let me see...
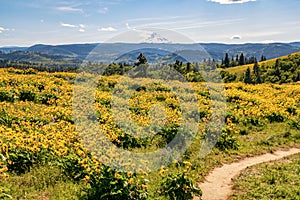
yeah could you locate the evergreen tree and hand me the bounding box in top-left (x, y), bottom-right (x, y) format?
top-left (134, 53), bottom-right (148, 77)
top-left (274, 59), bottom-right (281, 77)
top-left (244, 67), bottom-right (252, 84)
top-left (296, 71), bottom-right (300, 82)
top-left (186, 62), bottom-right (191, 72)
top-left (135, 53), bottom-right (147, 66)
top-left (260, 55), bottom-right (267, 62)
top-left (224, 53), bottom-right (230, 68)
top-left (253, 62), bottom-right (262, 84)
top-left (239, 53), bottom-right (246, 65)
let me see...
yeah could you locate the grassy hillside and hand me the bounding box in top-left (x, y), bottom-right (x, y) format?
top-left (224, 52), bottom-right (300, 74)
top-left (221, 52), bottom-right (300, 84)
top-left (0, 68), bottom-right (299, 199)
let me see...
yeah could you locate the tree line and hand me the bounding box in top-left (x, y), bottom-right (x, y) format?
top-left (219, 53), bottom-right (267, 68)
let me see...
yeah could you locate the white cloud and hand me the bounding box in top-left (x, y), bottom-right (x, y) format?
top-left (98, 27), bottom-right (117, 32)
top-left (208, 0), bottom-right (256, 4)
top-left (0, 26), bottom-right (9, 34)
top-left (55, 6), bottom-right (82, 12)
top-left (60, 22), bottom-right (77, 28)
top-left (60, 22), bottom-right (86, 32)
top-left (231, 35), bottom-right (242, 39)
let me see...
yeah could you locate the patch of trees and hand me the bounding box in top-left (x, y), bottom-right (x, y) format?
top-left (0, 59), bottom-right (79, 72)
top-left (102, 53), bottom-right (218, 82)
top-left (219, 53), bottom-right (266, 68)
top-left (242, 54), bottom-right (300, 84)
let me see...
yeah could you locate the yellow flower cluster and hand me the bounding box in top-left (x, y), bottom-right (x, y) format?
top-left (0, 67), bottom-right (299, 196)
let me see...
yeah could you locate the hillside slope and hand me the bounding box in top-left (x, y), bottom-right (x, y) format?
top-left (224, 51), bottom-right (300, 74)
top-left (221, 52), bottom-right (300, 84)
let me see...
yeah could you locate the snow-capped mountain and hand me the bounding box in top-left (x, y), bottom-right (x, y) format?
top-left (144, 32), bottom-right (171, 43)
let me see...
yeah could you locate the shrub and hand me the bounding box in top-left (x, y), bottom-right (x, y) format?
top-left (286, 107), bottom-right (297, 115)
top-left (19, 90), bottom-right (36, 102)
top-left (266, 112), bottom-right (285, 123)
top-left (159, 161), bottom-right (202, 200)
top-left (85, 165), bottom-right (148, 200)
top-left (36, 93), bottom-right (58, 105)
top-left (158, 123), bottom-right (179, 144)
top-left (6, 148), bottom-right (52, 175)
top-left (0, 91), bottom-right (14, 102)
top-left (216, 128), bottom-right (239, 151)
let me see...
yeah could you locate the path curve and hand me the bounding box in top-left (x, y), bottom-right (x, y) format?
top-left (195, 148), bottom-right (300, 200)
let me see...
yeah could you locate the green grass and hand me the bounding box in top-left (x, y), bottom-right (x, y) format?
top-left (231, 153), bottom-right (300, 200)
top-left (0, 164), bottom-right (87, 200)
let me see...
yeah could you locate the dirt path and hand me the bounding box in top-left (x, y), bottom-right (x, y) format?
top-left (195, 148), bottom-right (300, 200)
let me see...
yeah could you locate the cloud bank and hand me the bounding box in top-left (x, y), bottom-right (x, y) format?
top-left (208, 0), bottom-right (256, 4)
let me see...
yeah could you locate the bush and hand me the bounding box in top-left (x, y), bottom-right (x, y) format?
top-left (36, 93), bottom-right (58, 105)
top-left (6, 148), bottom-right (52, 175)
top-left (85, 165), bottom-right (148, 200)
top-left (216, 128), bottom-right (239, 151)
top-left (266, 112), bottom-right (285, 123)
top-left (19, 90), bottom-right (36, 102)
top-left (159, 161), bottom-right (202, 200)
top-left (286, 107), bottom-right (297, 115)
top-left (158, 123), bottom-right (180, 144)
top-left (58, 154), bottom-right (87, 181)
top-left (0, 91), bottom-right (14, 102)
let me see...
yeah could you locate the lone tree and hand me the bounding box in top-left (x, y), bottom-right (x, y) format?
top-left (244, 67), bottom-right (252, 84)
top-left (133, 53), bottom-right (148, 77)
top-left (135, 53), bottom-right (147, 66)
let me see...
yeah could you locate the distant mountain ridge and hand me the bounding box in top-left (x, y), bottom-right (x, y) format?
top-left (1, 42), bottom-right (300, 63)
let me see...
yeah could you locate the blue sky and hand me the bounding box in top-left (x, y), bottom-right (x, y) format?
top-left (0, 0), bottom-right (299, 46)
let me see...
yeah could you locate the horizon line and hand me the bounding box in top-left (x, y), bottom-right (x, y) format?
top-left (1, 40), bottom-right (300, 48)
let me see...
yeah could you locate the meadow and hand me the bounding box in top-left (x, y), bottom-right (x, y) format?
top-left (0, 67), bottom-right (299, 199)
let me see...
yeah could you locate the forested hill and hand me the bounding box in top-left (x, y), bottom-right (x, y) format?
top-left (221, 52), bottom-right (300, 84)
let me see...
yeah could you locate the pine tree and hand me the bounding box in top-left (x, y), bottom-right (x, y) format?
top-left (253, 62), bottom-right (262, 84)
top-left (135, 53), bottom-right (147, 66)
top-left (260, 55), bottom-right (267, 62)
top-left (239, 53), bottom-right (246, 65)
top-left (244, 67), bottom-right (252, 84)
top-left (134, 53), bottom-right (148, 77)
top-left (224, 53), bottom-right (230, 68)
top-left (186, 62), bottom-right (191, 72)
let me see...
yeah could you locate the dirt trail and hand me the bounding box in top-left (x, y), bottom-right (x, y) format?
top-left (195, 148), bottom-right (300, 200)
